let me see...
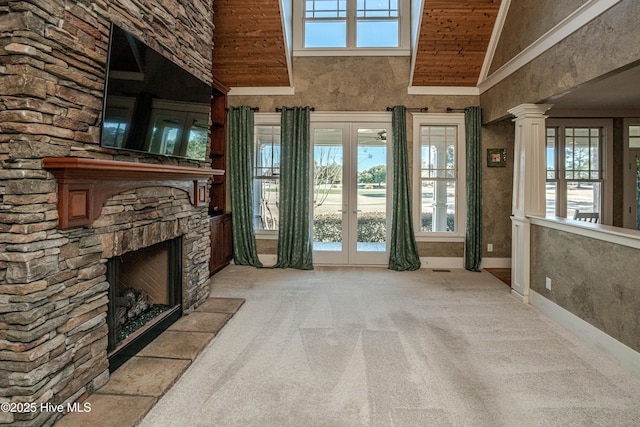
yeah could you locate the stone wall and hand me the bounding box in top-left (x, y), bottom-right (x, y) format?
top-left (0, 1), bottom-right (214, 425)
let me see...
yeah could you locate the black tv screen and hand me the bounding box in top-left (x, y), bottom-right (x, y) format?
top-left (101, 24), bottom-right (211, 161)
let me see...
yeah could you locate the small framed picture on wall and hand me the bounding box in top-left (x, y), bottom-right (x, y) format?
top-left (487, 148), bottom-right (506, 167)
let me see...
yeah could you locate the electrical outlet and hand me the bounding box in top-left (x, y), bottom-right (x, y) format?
top-left (545, 277), bottom-right (552, 290)
top-left (487, 244), bottom-right (493, 252)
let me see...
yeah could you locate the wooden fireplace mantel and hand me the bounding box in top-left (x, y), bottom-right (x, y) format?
top-left (43, 158), bottom-right (223, 229)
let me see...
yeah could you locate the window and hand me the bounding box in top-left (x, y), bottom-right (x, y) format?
top-left (545, 120), bottom-right (612, 220)
top-left (412, 114), bottom-right (466, 240)
top-left (253, 122), bottom-right (281, 233)
top-left (294, 0), bottom-right (408, 54)
top-left (304, 0), bottom-right (347, 48)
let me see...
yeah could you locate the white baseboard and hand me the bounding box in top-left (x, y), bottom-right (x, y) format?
top-left (421, 257), bottom-right (511, 269)
top-left (530, 290), bottom-right (640, 378)
top-left (256, 255), bottom-right (511, 270)
top-left (420, 257), bottom-right (463, 269)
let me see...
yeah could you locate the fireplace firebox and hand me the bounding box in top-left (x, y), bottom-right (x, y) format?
top-left (106, 237), bottom-right (183, 371)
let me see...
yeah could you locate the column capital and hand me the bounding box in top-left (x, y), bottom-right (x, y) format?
top-left (508, 103), bottom-right (553, 119)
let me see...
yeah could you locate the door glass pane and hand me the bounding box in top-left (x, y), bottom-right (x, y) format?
top-left (313, 129), bottom-right (344, 251)
top-left (356, 128), bottom-right (387, 252)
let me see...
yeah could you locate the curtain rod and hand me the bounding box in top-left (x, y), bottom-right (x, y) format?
top-left (386, 107), bottom-right (428, 112)
top-left (446, 107), bottom-right (468, 112)
top-left (225, 107), bottom-right (259, 111)
top-left (275, 107), bottom-right (315, 112)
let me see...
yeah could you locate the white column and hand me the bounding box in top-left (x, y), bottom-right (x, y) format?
top-left (508, 104), bottom-right (552, 302)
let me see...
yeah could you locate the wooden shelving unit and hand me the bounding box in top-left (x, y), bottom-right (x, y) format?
top-left (208, 76), bottom-right (233, 274)
top-left (209, 78), bottom-right (228, 216)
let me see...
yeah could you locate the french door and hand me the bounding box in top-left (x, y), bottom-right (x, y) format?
top-left (311, 120), bottom-right (391, 265)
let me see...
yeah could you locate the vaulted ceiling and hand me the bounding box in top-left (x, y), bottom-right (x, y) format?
top-left (212, 0), bottom-right (501, 89)
top-left (212, 0), bottom-right (289, 88)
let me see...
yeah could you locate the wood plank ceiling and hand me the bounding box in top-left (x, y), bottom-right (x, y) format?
top-left (212, 0), bottom-right (289, 87)
top-left (413, 0), bottom-right (501, 86)
top-left (211, 0), bottom-right (501, 88)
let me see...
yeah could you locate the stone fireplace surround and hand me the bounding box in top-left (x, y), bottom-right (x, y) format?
top-left (0, 0), bottom-right (216, 425)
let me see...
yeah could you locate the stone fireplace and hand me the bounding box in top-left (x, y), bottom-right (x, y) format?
top-left (106, 236), bottom-right (183, 372)
top-left (0, 0), bottom-right (216, 425)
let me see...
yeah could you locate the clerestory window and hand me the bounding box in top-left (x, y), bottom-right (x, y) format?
top-left (294, 0), bottom-right (409, 55)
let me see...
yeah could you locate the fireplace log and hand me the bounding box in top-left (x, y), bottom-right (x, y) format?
top-left (114, 296), bottom-right (133, 308)
top-left (116, 307), bottom-right (127, 327)
top-left (128, 290), bottom-right (149, 318)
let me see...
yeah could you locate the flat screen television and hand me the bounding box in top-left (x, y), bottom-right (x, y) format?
top-left (101, 24), bottom-right (211, 161)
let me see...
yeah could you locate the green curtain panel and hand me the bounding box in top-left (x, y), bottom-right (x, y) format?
top-left (228, 106), bottom-right (263, 267)
top-left (388, 106), bottom-right (421, 271)
top-left (274, 106), bottom-right (313, 270)
top-left (465, 106), bottom-right (483, 272)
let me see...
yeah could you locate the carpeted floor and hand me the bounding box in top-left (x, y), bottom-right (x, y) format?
top-left (140, 266), bottom-right (640, 426)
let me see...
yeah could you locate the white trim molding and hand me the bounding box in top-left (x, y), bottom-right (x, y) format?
top-left (228, 87), bottom-right (296, 96)
top-left (407, 86), bottom-right (480, 96)
top-left (477, 0), bottom-right (511, 85)
top-left (509, 104), bottom-right (553, 303)
top-left (529, 216), bottom-right (640, 250)
top-left (420, 257), bottom-right (511, 269)
top-left (530, 290), bottom-right (640, 378)
top-left (279, 0), bottom-right (294, 86)
top-left (257, 255), bottom-right (511, 269)
top-left (419, 257), bottom-right (463, 269)
top-left (478, 0), bottom-right (623, 94)
top-left (295, 49), bottom-right (410, 57)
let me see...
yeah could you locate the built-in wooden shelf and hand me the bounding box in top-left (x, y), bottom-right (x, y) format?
top-left (43, 158), bottom-right (223, 229)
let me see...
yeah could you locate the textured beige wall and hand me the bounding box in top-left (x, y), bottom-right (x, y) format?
top-left (482, 1), bottom-right (640, 123)
top-left (481, 119), bottom-right (514, 258)
top-left (489, 0), bottom-right (588, 74)
top-left (531, 225), bottom-right (640, 353)
top-left (230, 56), bottom-right (514, 260)
top-left (230, 57), bottom-right (477, 113)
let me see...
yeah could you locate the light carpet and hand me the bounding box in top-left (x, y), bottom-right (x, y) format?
top-left (141, 266), bottom-right (640, 426)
